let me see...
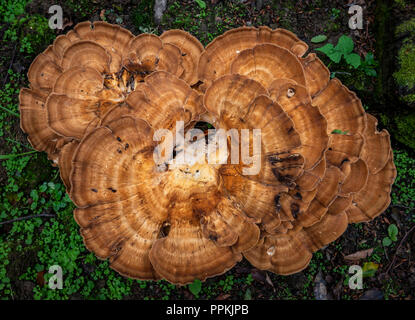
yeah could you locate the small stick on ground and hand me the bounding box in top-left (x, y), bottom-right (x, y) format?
top-left (0, 213), bottom-right (57, 225)
top-left (385, 224), bottom-right (415, 274)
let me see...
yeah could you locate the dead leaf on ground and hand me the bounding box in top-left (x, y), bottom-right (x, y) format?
top-left (265, 272), bottom-right (275, 292)
top-left (344, 248), bottom-right (374, 261)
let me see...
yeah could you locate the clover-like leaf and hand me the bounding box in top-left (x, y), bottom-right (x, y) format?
top-left (382, 237), bottom-right (392, 247)
top-left (311, 35), bottom-right (327, 43)
top-left (388, 224), bottom-right (399, 242)
top-left (315, 43), bottom-right (334, 55)
top-left (345, 53), bottom-right (361, 69)
top-left (188, 279), bottom-right (202, 296)
top-left (335, 35), bottom-right (354, 54)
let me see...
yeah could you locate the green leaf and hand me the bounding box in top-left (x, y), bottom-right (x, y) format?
top-left (194, 0), bottom-right (206, 9)
top-left (311, 35), bottom-right (327, 43)
top-left (365, 68), bottom-right (377, 77)
top-left (335, 35), bottom-right (354, 54)
top-left (365, 52), bottom-right (375, 65)
top-left (388, 224), bottom-right (399, 242)
top-left (329, 51), bottom-right (343, 63)
top-left (344, 53), bottom-right (361, 68)
top-left (315, 43), bottom-right (334, 54)
top-left (382, 237), bottom-right (392, 247)
top-left (188, 279), bottom-right (202, 296)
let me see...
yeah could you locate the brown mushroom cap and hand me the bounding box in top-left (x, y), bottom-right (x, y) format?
top-left (230, 44), bottom-right (306, 89)
top-left (20, 23), bottom-right (397, 282)
top-left (58, 140), bottom-right (79, 192)
top-left (124, 34), bottom-right (184, 80)
top-left (73, 21), bottom-right (134, 73)
top-left (19, 88), bottom-right (62, 161)
top-left (21, 22), bottom-right (199, 167)
top-left (68, 86), bottom-right (259, 283)
top-left (198, 26), bottom-right (308, 86)
top-left (244, 231), bottom-right (312, 275)
top-left (160, 29), bottom-right (204, 85)
top-left (27, 52), bottom-right (62, 90)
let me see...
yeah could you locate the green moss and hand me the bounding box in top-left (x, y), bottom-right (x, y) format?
top-left (393, 19), bottom-right (415, 103)
top-left (393, 113), bottom-right (415, 150)
top-left (395, 18), bottom-right (415, 36)
top-left (393, 43), bottom-right (415, 90)
top-left (394, 0), bottom-right (407, 9)
top-left (403, 93), bottom-right (415, 103)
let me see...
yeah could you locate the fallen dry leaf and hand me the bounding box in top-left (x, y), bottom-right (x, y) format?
top-left (344, 248), bottom-right (374, 261)
top-left (265, 272), bottom-right (275, 292)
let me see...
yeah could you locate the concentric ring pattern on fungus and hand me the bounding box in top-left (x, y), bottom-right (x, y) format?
top-left (19, 22), bottom-right (396, 284)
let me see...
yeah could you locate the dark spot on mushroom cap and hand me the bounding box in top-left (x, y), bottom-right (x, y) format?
top-left (91, 188), bottom-right (98, 193)
top-left (108, 187), bottom-right (117, 193)
top-left (290, 203), bottom-right (300, 219)
top-left (116, 136), bottom-right (122, 142)
top-left (159, 222), bottom-right (171, 238)
top-left (274, 195), bottom-right (281, 212)
top-left (341, 158), bottom-right (350, 165)
top-left (293, 192), bottom-right (302, 200)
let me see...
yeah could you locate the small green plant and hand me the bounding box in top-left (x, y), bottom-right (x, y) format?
top-left (188, 279), bottom-right (202, 297)
top-left (382, 224), bottom-right (399, 247)
top-left (331, 8), bottom-right (341, 20)
top-left (219, 275), bottom-right (234, 292)
top-left (316, 35), bottom-right (361, 69)
top-left (315, 35), bottom-right (378, 78)
top-left (359, 53), bottom-right (378, 77)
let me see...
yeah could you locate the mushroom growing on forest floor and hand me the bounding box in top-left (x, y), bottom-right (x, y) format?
top-left (19, 23), bottom-right (396, 284)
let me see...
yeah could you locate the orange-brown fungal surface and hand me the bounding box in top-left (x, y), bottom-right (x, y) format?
top-left (20, 23), bottom-right (396, 283)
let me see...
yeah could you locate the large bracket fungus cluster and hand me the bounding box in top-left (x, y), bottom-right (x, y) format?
top-left (19, 22), bottom-right (396, 284)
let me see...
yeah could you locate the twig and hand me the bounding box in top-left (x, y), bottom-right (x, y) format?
top-left (0, 150), bottom-right (37, 160)
top-left (385, 224), bottom-right (415, 274)
top-left (391, 204), bottom-right (415, 211)
top-left (5, 138), bottom-right (33, 150)
top-left (0, 105), bottom-right (20, 118)
top-left (0, 213), bottom-right (57, 225)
